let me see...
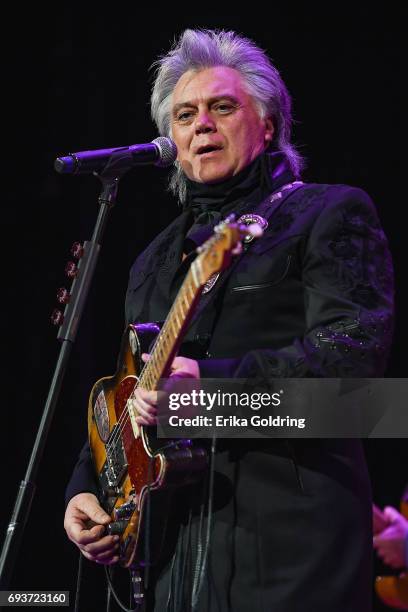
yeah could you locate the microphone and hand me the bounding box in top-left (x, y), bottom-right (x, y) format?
top-left (54, 136), bottom-right (177, 175)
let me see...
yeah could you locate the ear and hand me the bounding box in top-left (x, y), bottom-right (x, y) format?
top-left (264, 117), bottom-right (274, 144)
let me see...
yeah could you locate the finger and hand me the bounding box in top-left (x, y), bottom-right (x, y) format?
top-left (134, 401), bottom-right (157, 420)
top-left (170, 358), bottom-right (188, 373)
top-left (134, 395), bottom-right (158, 412)
top-left (95, 555), bottom-right (120, 565)
top-left (66, 517), bottom-right (99, 543)
top-left (373, 533), bottom-right (388, 546)
top-left (135, 388), bottom-right (159, 405)
top-left (135, 414), bottom-right (157, 426)
top-left (95, 551), bottom-right (120, 564)
top-left (170, 357), bottom-right (199, 378)
top-left (131, 397), bottom-right (157, 419)
top-left (69, 522), bottom-right (106, 546)
top-left (373, 526), bottom-right (396, 544)
top-left (131, 395), bottom-right (158, 417)
top-left (82, 535), bottom-right (119, 556)
top-left (78, 500), bottom-right (111, 526)
top-left (81, 549), bottom-right (120, 566)
top-left (383, 506), bottom-right (400, 523)
top-left (142, 353), bottom-right (151, 362)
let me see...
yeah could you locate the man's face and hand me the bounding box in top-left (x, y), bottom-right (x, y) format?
top-left (170, 66), bottom-right (274, 184)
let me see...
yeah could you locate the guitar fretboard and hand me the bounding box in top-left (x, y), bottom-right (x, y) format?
top-left (137, 261), bottom-right (203, 391)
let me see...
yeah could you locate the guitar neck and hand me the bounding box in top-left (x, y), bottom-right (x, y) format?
top-left (138, 263), bottom-right (203, 391)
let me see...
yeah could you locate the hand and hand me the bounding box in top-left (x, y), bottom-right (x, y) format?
top-left (131, 353), bottom-right (200, 426)
top-left (373, 506), bottom-right (408, 569)
top-left (64, 492), bottom-right (119, 565)
top-left (373, 503), bottom-right (391, 535)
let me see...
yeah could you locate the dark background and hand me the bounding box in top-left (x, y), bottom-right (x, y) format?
top-left (2, 7), bottom-right (406, 611)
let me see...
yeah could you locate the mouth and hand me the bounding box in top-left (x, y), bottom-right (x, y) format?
top-left (195, 144), bottom-right (223, 156)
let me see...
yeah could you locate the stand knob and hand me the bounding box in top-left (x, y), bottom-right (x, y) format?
top-left (57, 287), bottom-right (70, 304)
top-left (65, 261), bottom-right (78, 278)
top-left (51, 309), bottom-right (64, 326)
top-left (71, 242), bottom-right (84, 259)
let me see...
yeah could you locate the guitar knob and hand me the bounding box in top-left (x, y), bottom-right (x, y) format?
top-left (113, 501), bottom-right (136, 521)
top-left (65, 261), bottom-right (78, 278)
top-left (57, 287), bottom-right (70, 304)
top-left (106, 520), bottom-right (128, 536)
top-left (51, 309), bottom-right (64, 326)
top-left (71, 241), bottom-right (84, 259)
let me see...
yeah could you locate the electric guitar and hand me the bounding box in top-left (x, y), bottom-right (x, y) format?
top-left (88, 217), bottom-right (258, 569)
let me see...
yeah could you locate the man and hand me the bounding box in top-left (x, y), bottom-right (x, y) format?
top-left (64, 29), bottom-right (394, 611)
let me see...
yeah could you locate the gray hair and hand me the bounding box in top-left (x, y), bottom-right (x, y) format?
top-left (151, 29), bottom-right (305, 203)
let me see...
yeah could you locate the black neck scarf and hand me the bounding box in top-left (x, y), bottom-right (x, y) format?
top-left (183, 150), bottom-right (296, 252)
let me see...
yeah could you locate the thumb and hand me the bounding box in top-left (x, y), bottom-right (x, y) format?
top-left (142, 353), bottom-right (151, 362)
top-left (383, 506), bottom-right (400, 523)
top-left (80, 498), bottom-right (111, 524)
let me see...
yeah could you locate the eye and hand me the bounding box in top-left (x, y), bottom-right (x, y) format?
top-left (214, 103), bottom-right (235, 114)
top-left (176, 110), bottom-right (195, 122)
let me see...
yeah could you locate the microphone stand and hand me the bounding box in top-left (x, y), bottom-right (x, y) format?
top-left (0, 157), bottom-right (131, 589)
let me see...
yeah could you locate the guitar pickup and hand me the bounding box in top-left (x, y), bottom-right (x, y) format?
top-left (99, 424), bottom-right (128, 489)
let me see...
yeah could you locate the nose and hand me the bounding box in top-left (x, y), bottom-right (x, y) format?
top-left (195, 110), bottom-right (216, 134)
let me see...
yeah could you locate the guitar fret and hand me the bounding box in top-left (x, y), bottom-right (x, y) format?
top-left (144, 371), bottom-right (152, 391)
top-left (149, 370), bottom-right (157, 389)
top-left (151, 360), bottom-right (160, 381)
top-left (183, 291), bottom-right (190, 311)
top-left (178, 304), bottom-right (185, 324)
top-left (191, 263), bottom-right (200, 289)
top-left (144, 367), bottom-right (153, 388)
top-left (160, 330), bottom-right (168, 350)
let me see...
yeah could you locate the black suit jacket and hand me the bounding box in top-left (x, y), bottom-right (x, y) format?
top-left (125, 182), bottom-right (393, 377)
top-left (67, 182), bottom-right (394, 611)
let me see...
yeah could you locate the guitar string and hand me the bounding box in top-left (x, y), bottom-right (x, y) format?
top-left (105, 279), bottom-right (196, 454)
top-left (103, 229), bottom-right (228, 458)
top-left (104, 266), bottom-right (201, 457)
top-left (105, 314), bottom-right (178, 455)
top-left (105, 229), bottom-right (231, 455)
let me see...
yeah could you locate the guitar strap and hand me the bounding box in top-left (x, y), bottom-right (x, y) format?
top-left (186, 181), bottom-right (307, 353)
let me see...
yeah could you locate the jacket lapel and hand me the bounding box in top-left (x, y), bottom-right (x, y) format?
top-left (185, 184), bottom-right (306, 333)
top-left (154, 210), bottom-right (193, 299)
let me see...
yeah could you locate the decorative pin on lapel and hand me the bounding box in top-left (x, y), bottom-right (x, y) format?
top-left (237, 213), bottom-right (269, 243)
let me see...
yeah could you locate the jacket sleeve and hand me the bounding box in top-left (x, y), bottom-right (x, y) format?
top-left (65, 440), bottom-right (100, 507)
top-left (198, 186), bottom-right (394, 379)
